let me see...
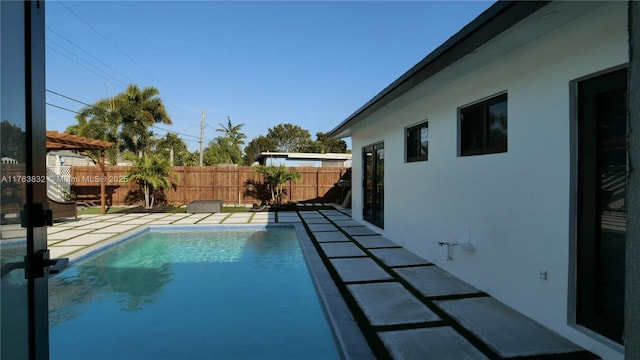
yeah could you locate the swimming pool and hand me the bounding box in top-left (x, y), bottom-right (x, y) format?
top-left (49, 227), bottom-right (340, 360)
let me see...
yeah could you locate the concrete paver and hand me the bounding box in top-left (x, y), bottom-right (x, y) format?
top-left (370, 248), bottom-right (431, 267)
top-left (48, 229), bottom-right (92, 240)
top-left (435, 297), bottom-right (584, 358)
top-left (122, 218), bottom-right (156, 225)
top-left (146, 220), bottom-right (175, 225)
top-left (320, 242), bottom-right (367, 258)
top-left (47, 227), bottom-right (70, 234)
top-left (70, 222), bottom-right (113, 230)
top-left (330, 258), bottom-right (393, 282)
top-left (299, 212), bottom-right (325, 219)
top-left (395, 266), bottom-right (480, 298)
top-left (303, 217), bottom-right (331, 224)
top-left (221, 213), bottom-right (252, 224)
top-left (308, 223), bottom-right (338, 232)
top-left (343, 226), bottom-right (379, 236)
top-left (379, 327), bottom-right (489, 360)
top-left (92, 224), bottom-right (141, 233)
top-left (325, 215), bottom-right (352, 222)
top-left (52, 232), bottom-right (115, 246)
top-left (277, 217), bottom-right (301, 223)
top-left (197, 214), bottom-right (229, 224)
top-left (49, 246), bottom-right (86, 259)
top-left (313, 231), bottom-right (350, 243)
top-left (352, 235), bottom-right (399, 249)
top-left (332, 219), bottom-right (363, 227)
top-left (348, 282), bottom-right (440, 326)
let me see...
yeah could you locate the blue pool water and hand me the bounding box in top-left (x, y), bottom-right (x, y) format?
top-left (49, 227), bottom-right (340, 360)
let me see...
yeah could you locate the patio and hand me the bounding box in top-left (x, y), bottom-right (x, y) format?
top-left (8, 204), bottom-right (596, 359)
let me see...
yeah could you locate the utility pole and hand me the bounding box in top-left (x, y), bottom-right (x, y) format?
top-left (199, 110), bottom-right (205, 166)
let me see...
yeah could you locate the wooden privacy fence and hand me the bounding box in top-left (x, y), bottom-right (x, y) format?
top-left (69, 166), bottom-right (350, 206)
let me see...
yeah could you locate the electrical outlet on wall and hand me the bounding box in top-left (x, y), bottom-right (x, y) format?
top-left (539, 269), bottom-right (548, 281)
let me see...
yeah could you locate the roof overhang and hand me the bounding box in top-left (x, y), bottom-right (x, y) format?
top-left (327, 1), bottom-right (557, 139)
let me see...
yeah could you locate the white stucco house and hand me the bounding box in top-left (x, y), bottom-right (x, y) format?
top-left (327, 2), bottom-right (630, 359)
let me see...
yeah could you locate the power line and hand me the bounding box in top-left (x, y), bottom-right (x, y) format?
top-left (47, 37), bottom-right (126, 89)
top-left (48, 1), bottom-right (206, 134)
top-left (45, 89), bottom-right (98, 109)
top-left (47, 26), bottom-right (137, 86)
top-left (47, 90), bottom-right (201, 142)
top-left (55, 1), bottom-right (202, 118)
top-left (47, 101), bottom-right (202, 143)
top-left (47, 88), bottom-right (203, 138)
top-left (46, 44), bottom-right (126, 90)
top-left (46, 103), bottom-right (81, 115)
top-left (151, 125), bottom-right (200, 140)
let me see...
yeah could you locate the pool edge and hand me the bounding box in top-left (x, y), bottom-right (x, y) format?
top-left (293, 223), bottom-right (375, 360)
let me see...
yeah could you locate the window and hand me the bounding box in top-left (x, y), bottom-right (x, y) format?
top-left (406, 121), bottom-right (428, 162)
top-left (459, 93), bottom-right (507, 156)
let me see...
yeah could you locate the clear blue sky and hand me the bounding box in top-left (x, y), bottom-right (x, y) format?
top-left (45, 1), bottom-right (493, 151)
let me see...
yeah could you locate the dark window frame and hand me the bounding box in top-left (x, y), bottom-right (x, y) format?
top-left (458, 93), bottom-right (508, 156)
top-left (405, 121), bottom-right (429, 162)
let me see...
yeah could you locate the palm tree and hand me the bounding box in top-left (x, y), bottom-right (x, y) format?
top-left (253, 165), bottom-right (301, 206)
top-left (217, 116), bottom-right (246, 147)
top-left (125, 153), bottom-right (178, 209)
top-left (67, 84), bottom-right (172, 162)
top-left (117, 84), bottom-right (172, 156)
top-left (216, 116), bottom-right (246, 164)
top-left (68, 97), bottom-right (121, 165)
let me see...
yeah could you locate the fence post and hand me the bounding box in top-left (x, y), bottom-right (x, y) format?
top-left (237, 166), bottom-right (241, 205)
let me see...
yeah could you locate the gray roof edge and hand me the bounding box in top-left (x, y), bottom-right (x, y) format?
top-left (327, 0), bottom-right (551, 140)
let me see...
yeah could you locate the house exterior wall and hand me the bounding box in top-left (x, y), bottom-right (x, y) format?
top-left (349, 3), bottom-right (627, 358)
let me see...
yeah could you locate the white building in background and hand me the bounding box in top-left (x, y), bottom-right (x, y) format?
top-left (327, 2), bottom-right (629, 359)
top-left (256, 152), bottom-right (352, 168)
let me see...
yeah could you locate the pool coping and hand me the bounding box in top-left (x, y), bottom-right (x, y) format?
top-left (294, 223), bottom-right (375, 360)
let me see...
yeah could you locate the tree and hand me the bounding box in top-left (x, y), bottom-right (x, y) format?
top-left (125, 153), bottom-right (178, 209)
top-left (154, 133), bottom-right (197, 166)
top-left (67, 96), bottom-right (120, 165)
top-left (217, 116), bottom-right (246, 148)
top-left (243, 135), bottom-right (277, 165)
top-left (266, 123), bottom-right (314, 152)
top-left (314, 132), bottom-right (348, 153)
top-left (117, 85), bottom-right (172, 156)
top-left (68, 84), bottom-right (171, 163)
top-left (253, 165), bottom-right (301, 206)
top-left (214, 116), bottom-right (246, 165)
top-left (202, 141), bottom-right (231, 166)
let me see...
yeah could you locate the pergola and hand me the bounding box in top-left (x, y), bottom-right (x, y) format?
top-left (46, 131), bottom-right (114, 215)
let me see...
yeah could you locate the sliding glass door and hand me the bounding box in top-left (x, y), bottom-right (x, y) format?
top-left (576, 67), bottom-right (627, 344)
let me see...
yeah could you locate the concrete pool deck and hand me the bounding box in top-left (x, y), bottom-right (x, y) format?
top-left (4, 204), bottom-right (596, 359)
